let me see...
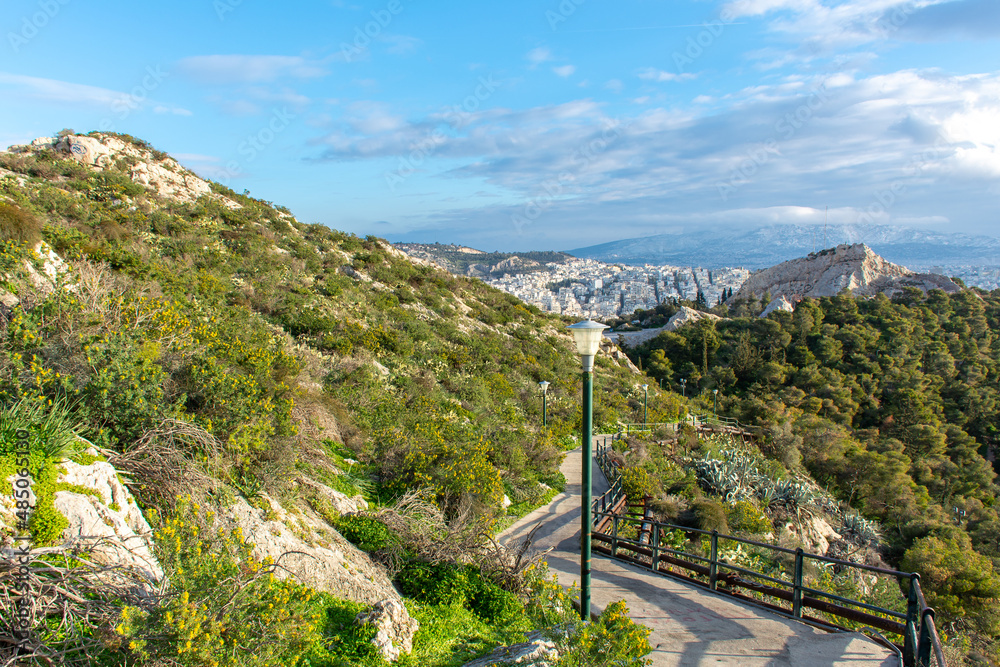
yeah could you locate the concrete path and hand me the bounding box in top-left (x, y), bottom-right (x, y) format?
top-left (499, 439), bottom-right (898, 667)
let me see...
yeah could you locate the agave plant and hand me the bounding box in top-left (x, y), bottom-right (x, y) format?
top-left (841, 513), bottom-right (882, 547)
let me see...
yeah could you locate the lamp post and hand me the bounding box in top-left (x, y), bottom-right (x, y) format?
top-left (567, 319), bottom-right (608, 621)
top-left (539, 380), bottom-right (550, 427)
top-left (713, 388), bottom-right (719, 418)
top-left (641, 383), bottom-right (648, 426)
top-left (680, 378), bottom-right (686, 398)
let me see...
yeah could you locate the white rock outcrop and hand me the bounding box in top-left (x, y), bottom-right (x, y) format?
top-left (779, 516), bottom-right (842, 556)
top-left (609, 306), bottom-right (723, 348)
top-left (10, 134), bottom-right (221, 205)
top-left (760, 296), bottom-right (795, 318)
top-left (222, 493), bottom-right (396, 605)
top-left (355, 599), bottom-right (420, 662)
top-left (734, 243), bottom-right (962, 303)
top-left (52, 456), bottom-right (163, 584)
top-left (462, 637), bottom-right (560, 667)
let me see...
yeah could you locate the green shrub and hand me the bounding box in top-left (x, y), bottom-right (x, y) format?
top-left (619, 465), bottom-right (656, 501)
top-left (466, 574), bottom-right (523, 624)
top-left (395, 561), bottom-right (470, 607)
top-left (334, 514), bottom-right (396, 552)
top-left (726, 500), bottom-right (771, 534)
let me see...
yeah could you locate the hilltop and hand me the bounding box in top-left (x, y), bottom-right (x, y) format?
top-left (732, 243), bottom-right (962, 305)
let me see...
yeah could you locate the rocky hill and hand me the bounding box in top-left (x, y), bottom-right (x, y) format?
top-left (0, 131), bottom-right (666, 666)
top-left (731, 243), bottom-right (962, 304)
top-left (568, 223), bottom-right (1000, 270)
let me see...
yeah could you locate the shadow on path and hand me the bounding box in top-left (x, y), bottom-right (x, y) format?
top-left (499, 440), bottom-right (896, 667)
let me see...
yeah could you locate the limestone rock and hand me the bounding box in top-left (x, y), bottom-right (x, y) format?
top-left (779, 515), bottom-right (842, 556)
top-left (51, 456), bottom-right (162, 584)
top-left (222, 494), bottom-right (397, 606)
top-left (296, 476), bottom-right (368, 514)
top-left (665, 306), bottom-right (721, 331)
top-left (760, 296), bottom-right (795, 318)
top-left (11, 133), bottom-right (224, 206)
top-left (130, 160), bottom-right (211, 202)
top-left (734, 243), bottom-right (962, 304)
top-left (58, 135), bottom-right (115, 168)
top-left (461, 637), bottom-right (560, 667)
top-left (355, 599), bottom-right (419, 662)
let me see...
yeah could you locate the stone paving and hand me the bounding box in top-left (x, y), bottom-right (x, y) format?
top-left (499, 439), bottom-right (899, 667)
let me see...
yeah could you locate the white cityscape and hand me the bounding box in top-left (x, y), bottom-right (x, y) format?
top-left (486, 258), bottom-right (751, 319)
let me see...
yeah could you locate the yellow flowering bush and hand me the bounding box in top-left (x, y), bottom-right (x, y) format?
top-left (114, 497), bottom-right (323, 666)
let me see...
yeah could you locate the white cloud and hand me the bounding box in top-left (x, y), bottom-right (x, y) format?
top-left (605, 79), bottom-right (624, 93)
top-left (359, 69), bottom-right (1000, 248)
top-left (553, 65), bottom-right (576, 78)
top-left (637, 68), bottom-right (697, 82)
top-left (177, 55), bottom-right (329, 84)
top-left (0, 72), bottom-right (192, 116)
top-left (381, 34), bottom-right (423, 55)
top-left (526, 47), bottom-right (552, 68)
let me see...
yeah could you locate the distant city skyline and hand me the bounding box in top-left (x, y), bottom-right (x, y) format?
top-left (2, 0), bottom-right (999, 251)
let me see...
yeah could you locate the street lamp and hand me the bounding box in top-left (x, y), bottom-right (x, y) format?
top-left (539, 380), bottom-right (550, 427)
top-left (641, 384), bottom-right (648, 426)
top-left (680, 378), bottom-right (686, 398)
top-left (567, 318), bottom-right (608, 621)
top-left (713, 388), bottom-right (719, 417)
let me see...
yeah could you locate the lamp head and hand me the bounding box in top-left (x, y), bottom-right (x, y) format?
top-left (566, 319), bottom-right (608, 358)
top-left (713, 389), bottom-right (718, 395)
top-left (641, 384), bottom-right (648, 390)
top-left (539, 380), bottom-right (550, 393)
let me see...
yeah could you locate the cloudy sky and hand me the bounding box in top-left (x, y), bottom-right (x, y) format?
top-left (2, 0), bottom-right (998, 251)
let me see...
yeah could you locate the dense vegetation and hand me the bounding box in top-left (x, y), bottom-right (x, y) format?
top-left (628, 288), bottom-right (1000, 661)
top-left (0, 135), bottom-right (656, 666)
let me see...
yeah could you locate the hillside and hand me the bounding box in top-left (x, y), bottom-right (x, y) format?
top-left (732, 243), bottom-right (962, 304)
top-left (0, 132), bottom-right (666, 666)
top-left (630, 280), bottom-right (1000, 661)
top-left (568, 223), bottom-right (1000, 270)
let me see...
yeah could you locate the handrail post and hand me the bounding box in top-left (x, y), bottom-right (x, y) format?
top-left (709, 530), bottom-right (719, 591)
top-left (651, 524), bottom-right (660, 573)
top-left (904, 574), bottom-right (919, 666)
top-left (918, 607), bottom-right (934, 667)
top-left (792, 548), bottom-right (804, 618)
top-left (612, 514), bottom-right (619, 557)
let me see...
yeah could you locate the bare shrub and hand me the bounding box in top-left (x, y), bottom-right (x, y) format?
top-left (0, 202), bottom-right (42, 245)
top-left (109, 418), bottom-right (222, 509)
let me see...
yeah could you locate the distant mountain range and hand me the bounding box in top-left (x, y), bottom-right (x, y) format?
top-left (568, 224), bottom-right (1000, 269)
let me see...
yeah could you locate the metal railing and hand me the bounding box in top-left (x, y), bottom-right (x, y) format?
top-left (593, 437), bottom-right (946, 667)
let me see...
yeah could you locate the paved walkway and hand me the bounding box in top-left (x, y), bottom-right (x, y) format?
top-left (499, 439), bottom-right (898, 667)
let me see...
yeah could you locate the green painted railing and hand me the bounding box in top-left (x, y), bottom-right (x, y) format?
top-left (593, 436), bottom-right (946, 667)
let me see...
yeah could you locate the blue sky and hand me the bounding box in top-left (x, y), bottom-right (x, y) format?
top-left (2, 0), bottom-right (999, 251)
